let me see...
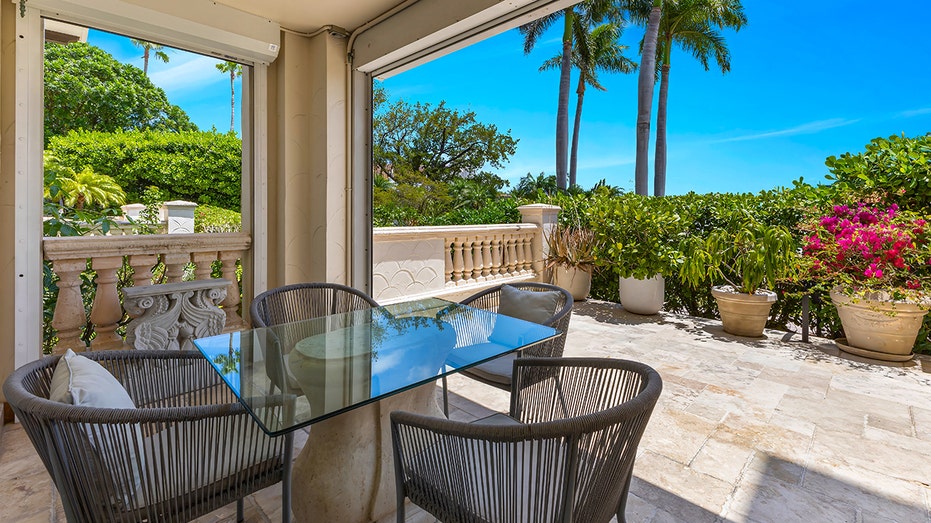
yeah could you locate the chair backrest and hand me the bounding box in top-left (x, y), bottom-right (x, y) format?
top-left (250, 282), bottom-right (379, 327)
top-left (390, 357), bottom-right (662, 523)
top-left (2, 351), bottom-right (286, 523)
top-left (460, 282), bottom-right (573, 358)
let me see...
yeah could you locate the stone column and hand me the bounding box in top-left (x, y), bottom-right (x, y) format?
top-left (88, 255), bottom-right (125, 350)
top-left (517, 204), bottom-right (561, 278)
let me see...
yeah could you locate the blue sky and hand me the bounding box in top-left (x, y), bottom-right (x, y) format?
top-left (89, 1), bottom-right (931, 195)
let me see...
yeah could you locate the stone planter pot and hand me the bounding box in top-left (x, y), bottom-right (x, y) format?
top-left (830, 288), bottom-right (929, 362)
top-left (618, 275), bottom-right (664, 315)
top-left (711, 285), bottom-right (776, 337)
top-left (553, 266), bottom-right (591, 301)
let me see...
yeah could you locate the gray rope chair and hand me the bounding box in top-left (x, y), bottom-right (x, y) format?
top-left (392, 357), bottom-right (663, 523)
top-left (442, 282), bottom-right (573, 414)
top-left (2, 350), bottom-right (287, 523)
top-left (249, 282), bottom-right (380, 396)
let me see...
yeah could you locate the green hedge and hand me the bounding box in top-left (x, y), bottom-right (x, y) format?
top-left (47, 130), bottom-right (242, 210)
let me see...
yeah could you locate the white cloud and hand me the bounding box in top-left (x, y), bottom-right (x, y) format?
top-left (709, 118), bottom-right (860, 143)
top-left (899, 107), bottom-right (931, 118)
top-left (149, 55), bottom-right (226, 92)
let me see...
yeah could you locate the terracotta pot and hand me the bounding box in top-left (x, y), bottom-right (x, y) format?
top-left (830, 288), bottom-right (929, 362)
top-left (618, 275), bottom-right (664, 315)
top-left (711, 285), bottom-right (776, 337)
top-left (553, 266), bottom-right (591, 301)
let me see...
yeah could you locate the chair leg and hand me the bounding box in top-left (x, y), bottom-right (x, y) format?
top-left (237, 498), bottom-right (244, 522)
top-left (442, 375), bottom-right (449, 417)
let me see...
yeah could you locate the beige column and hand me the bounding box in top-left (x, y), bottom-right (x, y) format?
top-left (268, 31), bottom-right (348, 288)
top-left (0, 0), bottom-right (14, 399)
top-left (518, 204), bottom-right (561, 278)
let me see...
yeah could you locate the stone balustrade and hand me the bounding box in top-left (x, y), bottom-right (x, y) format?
top-left (373, 225), bottom-right (536, 302)
top-left (123, 279), bottom-right (230, 352)
top-left (43, 233), bottom-right (250, 354)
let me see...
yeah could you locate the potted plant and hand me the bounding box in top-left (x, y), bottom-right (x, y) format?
top-left (680, 219), bottom-right (800, 337)
top-left (545, 223), bottom-right (598, 301)
top-left (802, 203), bottom-right (931, 361)
top-left (592, 195), bottom-right (682, 315)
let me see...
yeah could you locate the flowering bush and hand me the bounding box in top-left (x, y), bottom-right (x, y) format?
top-left (802, 203), bottom-right (931, 302)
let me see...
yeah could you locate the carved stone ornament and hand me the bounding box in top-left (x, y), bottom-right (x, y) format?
top-left (123, 279), bottom-right (231, 351)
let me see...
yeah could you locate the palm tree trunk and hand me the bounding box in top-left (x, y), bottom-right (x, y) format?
top-left (654, 62), bottom-right (670, 197)
top-left (230, 71), bottom-right (236, 132)
top-left (143, 48), bottom-right (150, 75)
top-left (570, 74), bottom-right (586, 188)
top-left (556, 9), bottom-right (574, 191)
top-left (635, 0), bottom-right (662, 196)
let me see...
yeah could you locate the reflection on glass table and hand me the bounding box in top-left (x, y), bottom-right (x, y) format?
top-left (193, 297), bottom-right (559, 437)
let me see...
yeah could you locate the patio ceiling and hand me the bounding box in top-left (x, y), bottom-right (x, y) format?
top-left (214, 0), bottom-right (405, 33)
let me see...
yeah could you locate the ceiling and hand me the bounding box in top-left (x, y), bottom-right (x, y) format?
top-left (213, 0), bottom-right (407, 33)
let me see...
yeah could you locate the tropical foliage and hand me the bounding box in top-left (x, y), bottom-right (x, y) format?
top-left (47, 130), bottom-right (242, 210)
top-left (44, 42), bottom-right (196, 143)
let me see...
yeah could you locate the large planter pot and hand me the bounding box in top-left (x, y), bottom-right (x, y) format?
top-left (711, 285), bottom-right (776, 337)
top-left (554, 266), bottom-right (592, 301)
top-left (829, 288), bottom-right (929, 362)
top-left (618, 275), bottom-right (664, 315)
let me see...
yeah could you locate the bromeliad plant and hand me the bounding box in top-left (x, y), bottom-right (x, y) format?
top-left (802, 203), bottom-right (931, 303)
top-left (544, 224), bottom-right (599, 273)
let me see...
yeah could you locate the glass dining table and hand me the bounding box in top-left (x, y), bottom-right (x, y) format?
top-left (193, 296), bottom-right (559, 523)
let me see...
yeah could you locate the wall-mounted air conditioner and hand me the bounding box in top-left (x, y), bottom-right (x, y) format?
top-left (23, 0), bottom-right (281, 65)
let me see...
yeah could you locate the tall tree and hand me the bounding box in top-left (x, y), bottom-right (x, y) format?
top-left (542, 22), bottom-right (637, 187)
top-left (216, 61), bottom-right (243, 132)
top-left (372, 90), bottom-right (518, 183)
top-left (44, 43), bottom-right (196, 143)
top-left (633, 0), bottom-right (663, 195)
top-left (653, 0), bottom-right (746, 196)
top-left (130, 39), bottom-right (170, 75)
top-left (519, 1), bottom-right (619, 191)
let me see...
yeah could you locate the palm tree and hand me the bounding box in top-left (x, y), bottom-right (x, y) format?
top-left (216, 61), bottom-right (243, 132)
top-left (542, 22), bottom-right (637, 187)
top-left (653, 0), bottom-right (746, 196)
top-left (633, 0), bottom-right (663, 196)
top-left (519, 0), bottom-right (619, 191)
top-left (130, 39), bottom-right (170, 75)
top-left (44, 153), bottom-right (126, 210)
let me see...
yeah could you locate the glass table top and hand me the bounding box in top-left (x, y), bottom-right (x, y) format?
top-left (193, 297), bottom-right (559, 436)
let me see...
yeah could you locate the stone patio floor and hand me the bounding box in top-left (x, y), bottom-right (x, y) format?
top-left (2, 299), bottom-right (930, 522)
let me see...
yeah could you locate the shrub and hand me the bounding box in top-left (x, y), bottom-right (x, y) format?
top-left (47, 130), bottom-right (242, 210)
top-left (195, 205), bottom-right (242, 233)
top-left (823, 133), bottom-right (931, 212)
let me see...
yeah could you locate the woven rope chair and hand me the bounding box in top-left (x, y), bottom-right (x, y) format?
top-left (442, 282), bottom-right (573, 414)
top-left (392, 357), bottom-right (662, 523)
top-left (249, 282), bottom-right (379, 397)
top-left (2, 350), bottom-right (287, 523)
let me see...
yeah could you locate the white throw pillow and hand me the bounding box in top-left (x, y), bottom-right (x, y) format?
top-left (49, 349), bottom-right (136, 408)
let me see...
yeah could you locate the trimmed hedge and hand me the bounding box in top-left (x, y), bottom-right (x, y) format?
top-left (47, 130), bottom-right (242, 210)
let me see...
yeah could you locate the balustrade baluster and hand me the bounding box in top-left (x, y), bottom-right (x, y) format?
top-left (462, 238), bottom-right (475, 284)
top-left (470, 239), bottom-right (483, 281)
top-left (521, 235), bottom-right (533, 273)
top-left (129, 254), bottom-right (159, 287)
top-left (444, 238), bottom-right (454, 285)
top-left (162, 252), bottom-right (191, 282)
top-left (218, 250), bottom-right (245, 329)
top-left (192, 252), bottom-right (218, 280)
top-left (88, 256), bottom-right (125, 350)
top-left (490, 237), bottom-right (502, 277)
top-left (452, 239), bottom-right (465, 283)
top-left (480, 239), bottom-right (492, 280)
top-left (506, 235), bottom-right (518, 275)
top-left (50, 259), bottom-right (88, 354)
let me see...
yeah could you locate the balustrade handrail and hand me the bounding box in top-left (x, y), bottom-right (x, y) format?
top-left (373, 223), bottom-right (539, 241)
top-left (43, 232), bottom-right (251, 259)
